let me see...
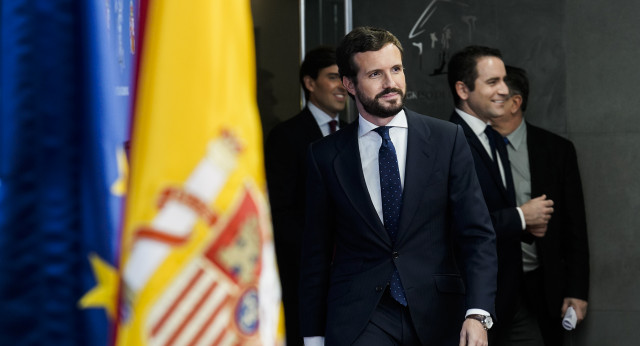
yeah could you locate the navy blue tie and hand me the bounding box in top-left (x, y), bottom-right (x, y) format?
top-left (497, 135), bottom-right (516, 205)
top-left (484, 125), bottom-right (499, 166)
top-left (485, 125), bottom-right (516, 205)
top-left (373, 126), bottom-right (407, 306)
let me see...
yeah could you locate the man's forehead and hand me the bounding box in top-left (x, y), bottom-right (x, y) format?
top-left (475, 56), bottom-right (506, 77)
top-left (353, 44), bottom-right (402, 69)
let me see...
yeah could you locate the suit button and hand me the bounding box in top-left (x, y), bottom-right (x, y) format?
top-left (375, 286), bottom-right (383, 292)
top-left (392, 252), bottom-right (399, 259)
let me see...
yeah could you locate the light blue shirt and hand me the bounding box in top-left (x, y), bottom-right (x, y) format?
top-left (504, 120), bottom-right (539, 272)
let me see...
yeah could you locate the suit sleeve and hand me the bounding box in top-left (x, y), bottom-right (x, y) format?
top-left (560, 141), bottom-right (590, 300)
top-left (448, 125), bottom-right (498, 317)
top-left (298, 144), bottom-right (334, 336)
top-left (489, 208), bottom-right (526, 242)
top-left (264, 126), bottom-right (304, 249)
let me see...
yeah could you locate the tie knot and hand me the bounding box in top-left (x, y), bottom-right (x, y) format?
top-left (484, 124), bottom-right (495, 137)
top-left (373, 126), bottom-right (391, 141)
top-left (328, 119), bottom-right (337, 134)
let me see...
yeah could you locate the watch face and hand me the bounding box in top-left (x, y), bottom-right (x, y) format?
top-left (484, 316), bottom-right (494, 329)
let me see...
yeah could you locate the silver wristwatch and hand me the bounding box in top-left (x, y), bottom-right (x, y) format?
top-left (466, 314), bottom-right (494, 330)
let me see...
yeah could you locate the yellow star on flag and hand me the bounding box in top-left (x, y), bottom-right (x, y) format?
top-left (110, 146), bottom-right (129, 196)
top-left (79, 252), bottom-right (119, 319)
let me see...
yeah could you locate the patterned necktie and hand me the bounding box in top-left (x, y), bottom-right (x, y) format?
top-left (373, 126), bottom-right (407, 306)
top-left (328, 119), bottom-right (337, 134)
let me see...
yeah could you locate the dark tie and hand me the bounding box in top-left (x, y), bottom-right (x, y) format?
top-left (328, 119), bottom-right (337, 134)
top-left (497, 135), bottom-right (516, 205)
top-left (484, 125), bottom-right (499, 164)
top-left (485, 125), bottom-right (516, 205)
top-left (373, 126), bottom-right (407, 306)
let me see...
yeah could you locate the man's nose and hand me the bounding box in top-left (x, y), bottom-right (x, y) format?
top-left (382, 72), bottom-right (397, 89)
top-left (498, 80), bottom-right (509, 95)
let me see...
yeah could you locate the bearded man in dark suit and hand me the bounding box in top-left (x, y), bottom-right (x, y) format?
top-left (299, 27), bottom-right (498, 346)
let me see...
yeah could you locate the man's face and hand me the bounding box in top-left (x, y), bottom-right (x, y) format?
top-left (345, 43), bottom-right (406, 120)
top-left (463, 56), bottom-right (509, 122)
top-left (306, 64), bottom-right (347, 116)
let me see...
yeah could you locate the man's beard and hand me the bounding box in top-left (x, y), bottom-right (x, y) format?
top-left (357, 87), bottom-right (405, 118)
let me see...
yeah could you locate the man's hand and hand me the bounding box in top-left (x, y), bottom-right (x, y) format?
top-left (526, 224), bottom-right (547, 238)
top-left (459, 318), bottom-right (488, 346)
top-left (521, 194), bottom-right (554, 228)
top-left (562, 297), bottom-right (588, 324)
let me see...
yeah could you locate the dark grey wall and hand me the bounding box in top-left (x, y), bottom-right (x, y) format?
top-left (251, 0), bottom-right (301, 137)
top-left (252, 1), bottom-right (640, 344)
top-left (565, 1), bottom-right (640, 344)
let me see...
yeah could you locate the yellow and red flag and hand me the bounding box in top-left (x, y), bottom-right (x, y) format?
top-left (115, 1), bottom-right (282, 345)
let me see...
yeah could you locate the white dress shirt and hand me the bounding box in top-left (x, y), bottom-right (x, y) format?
top-left (358, 110), bottom-right (408, 222)
top-left (308, 102), bottom-right (339, 136)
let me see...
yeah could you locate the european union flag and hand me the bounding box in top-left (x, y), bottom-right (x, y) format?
top-left (0, 1), bottom-right (137, 344)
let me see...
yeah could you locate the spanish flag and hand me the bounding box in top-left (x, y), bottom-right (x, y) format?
top-left (115, 1), bottom-right (281, 345)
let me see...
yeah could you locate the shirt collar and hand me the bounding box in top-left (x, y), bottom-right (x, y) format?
top-left (455, 108), bottom-right (489, 136)
top-left (358, 109), bottom-right (408, 138)
top-left (308, 101), bottom-right (337, 126)
top-left (506, 118), bottom-right (527, 150)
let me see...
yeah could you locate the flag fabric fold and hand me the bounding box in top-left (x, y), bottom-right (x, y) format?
top-left (115, 1), bottom-right (281, 345)
top-left (0, 0), bottom-right (136, 345)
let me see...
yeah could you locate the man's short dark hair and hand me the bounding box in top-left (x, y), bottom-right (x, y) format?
top-left (447, 45), bottom-right (503, 107)
top-left (336, 26), bottom-right (404, 82)
top-left (505, 65), bottom-right (530, 112)
top-left (299, 46), bottom-right (337, 100)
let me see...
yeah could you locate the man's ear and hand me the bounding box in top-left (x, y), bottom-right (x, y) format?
top-left (455, 81), bottom-right (469, 100)
top-left (511, 95), bottom-right (523, 113)
top-left (342, 76), bottom-right (355, 96)
top-left (303, 75), bottom-right (315, 93)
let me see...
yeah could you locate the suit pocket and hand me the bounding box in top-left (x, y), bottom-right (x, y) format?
top-left (433, 274), bottom-right (465, 294)
top-left (327, 259), bottom-right (363, 303)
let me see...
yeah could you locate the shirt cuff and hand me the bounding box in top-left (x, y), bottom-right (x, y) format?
top-left (516, 206), bottom-right (526, 230)
top-left (466, 308), bottom-right (490, 317)
top-left (304, 336), bottom-right (325, 346)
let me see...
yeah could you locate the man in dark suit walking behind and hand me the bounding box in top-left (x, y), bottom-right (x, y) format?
top-left (448, 46), bottom-right (556, 345)
top-left (491, 65), bottom-right (590, 345)
top-left (300, 27), bottom-right (498, 346)
top-left (264, 46), bottom-right (348, 346)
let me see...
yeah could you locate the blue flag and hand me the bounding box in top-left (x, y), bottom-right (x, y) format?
top-left (0, 1), bottom-right (137, 344)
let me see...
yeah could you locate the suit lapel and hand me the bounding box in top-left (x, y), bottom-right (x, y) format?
top-left (334, 123), bottom-right (390, 243)
top-left (451, 112), bottom-right (512, 202)
top-left (300, 107), bottom-right (324, 140)
top-left (396, 111), bottom-right (436, 240)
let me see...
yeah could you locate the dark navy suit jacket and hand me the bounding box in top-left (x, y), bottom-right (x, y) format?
top-left (300, 109), bottom-right (498, 345)
top-left (526, 122), bottom-right (589, 328)
top-left (264, 107), bottom-right (346, 345)
top-left (450, 111), bottom-right (525, 331)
